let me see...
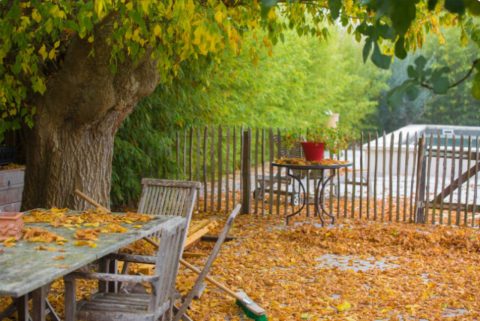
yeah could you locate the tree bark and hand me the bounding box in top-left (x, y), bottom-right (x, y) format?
top-left (22, 24), bottom-right (159, 210)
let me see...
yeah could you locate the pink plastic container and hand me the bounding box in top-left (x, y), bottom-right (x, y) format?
top-left (301, 142), bottom-right (325, 161)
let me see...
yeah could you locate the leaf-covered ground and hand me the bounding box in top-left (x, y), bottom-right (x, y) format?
top-left (2, 213), bottom-right (480, 320)
top-left (177, 214), bottom-right (480, 320)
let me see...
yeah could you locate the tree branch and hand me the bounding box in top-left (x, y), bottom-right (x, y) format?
top-left (421, 58), bottom-right (480, 91)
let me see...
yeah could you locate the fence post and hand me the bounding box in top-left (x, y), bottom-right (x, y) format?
top-left (241, 129), bottom-right (251, 214)
top-left (415, 136), bottom-right (427, 223)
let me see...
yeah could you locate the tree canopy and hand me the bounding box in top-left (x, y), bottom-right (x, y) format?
top-left (1, 0), bottom-right (479, 138)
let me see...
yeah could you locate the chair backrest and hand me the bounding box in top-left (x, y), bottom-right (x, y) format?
top-left (149, 216), bottom-right (188, 312)
top-left (173, 204), bottom-right (241, 321)
top-left (138, 178), bottom-right (201, 230)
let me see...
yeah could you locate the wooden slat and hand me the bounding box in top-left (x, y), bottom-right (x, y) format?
top-left (203, 127), bottom-right (208, 212)
top-left (472, 137), bottom-right (479, 227)
top-left (268, 128), bottom-right (274, 215)
top-left (233, 127), bottom-right (237, 208)
top-left (359, 133), bottom-right (364, 219)
top-left (217, 126), bottom-right (223, 212)
top-left (448, 134), bottom-right (456, 225)
top-left (196, 127), bottom-right (201, 210)
top-left (381, 131), bottom-right (386, 221)
top-left (225, 127), bottom-right (231, 212)
top-left (261, 129), bottom-right (266, 216)
top-left (366, 132), bottom-right (371, 220)
top-left (210, 127), bottom-right (215, 212)
top-left (396, 132), bottom-right (402, 222)
top-left (276, 129), bottom-right (281, 216)
top-left (343, 144), bottom-right (349, 218)
top-left (254, 128), bottom-right (259, 214)
top-left (424, 134), bottom-right (433, 224)
top-left (175, 132), bottom-right (180, 180)
top-left (388, 133), bottom-right (394, 221)
top-left (409, 132), bottom-right (418, 222)
top-left (189, 128), bottom-right (193, 181)
top-left (183, 129), bottom-right (187, 179)
top-left (439, 135), bottom-right (448, 224)
top-left (350, 143), bottom-right (356, 218)
top-left (403, 132), bottom-right (410, 222)
top-left (414, 135), bottom-right (426, 223)
top-left (373, 132), bottom-right (378, 220)
top-left (456, 135), bottom-right (464, 225)
top-left (431, 131), bottom-right (441, 224)
top-left (464, 136), bottom-right (472, 225)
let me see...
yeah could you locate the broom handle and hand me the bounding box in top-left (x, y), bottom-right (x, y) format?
top-left (75, 189), bottom-right (110, 212)
top-left (144, 237), bottom-right (240, 299)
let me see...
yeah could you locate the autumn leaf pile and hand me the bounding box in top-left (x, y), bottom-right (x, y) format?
top-left (2, 212), bottom-right (480, 320)
top-left (177, 214), bottom-right (480, 320)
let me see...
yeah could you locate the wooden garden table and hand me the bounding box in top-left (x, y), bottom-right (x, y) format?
top-left (0, 210), bottom-right (181, 321)
top-left (272, 162), bottom-right (352, 225)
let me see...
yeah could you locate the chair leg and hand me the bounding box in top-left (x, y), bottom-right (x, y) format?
top-left (64, 278), bottom-right (76, 321)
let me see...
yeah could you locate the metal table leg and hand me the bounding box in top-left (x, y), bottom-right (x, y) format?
top-left (285, 168), bottom-right (307, 225)
top-left (315, 169), bottom-right (337, 226)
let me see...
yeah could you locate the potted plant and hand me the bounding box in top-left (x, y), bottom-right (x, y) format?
top-left (283, 128), bottom-right (349, 161)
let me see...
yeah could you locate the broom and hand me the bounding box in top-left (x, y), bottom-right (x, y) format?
top-left (74, 189), bottom-right (268, 321)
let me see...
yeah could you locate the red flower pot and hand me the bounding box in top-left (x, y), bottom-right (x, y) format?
top-left (301, 142), bottom-right (325, 161)
top-left (0, 212), bottom-right (24, 241)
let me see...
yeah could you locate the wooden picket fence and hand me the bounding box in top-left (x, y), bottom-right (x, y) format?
top-left (170, 126), bottom-right (480, 227)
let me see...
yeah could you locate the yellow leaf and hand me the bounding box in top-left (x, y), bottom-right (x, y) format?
top-left (214, 10), bottom-right (224, 24)
top-left (48, 49), bottom-right (55, 60)
top-left (38, 44), bottom-right (48, 60)
top-left (88, 36), bottom-right (94, 43)
top-left (32, 9), bottom-right (42, 23)
top-left (337, 301), bottom-right (352, 312)
top-left (153, 24), bottom-right (161, 37)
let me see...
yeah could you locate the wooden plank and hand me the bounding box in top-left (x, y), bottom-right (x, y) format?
top-left (261, 129), bottom-right (266, 216)
top-left (184, 222), bottom-right (218, 249)
top-left (464, 136), bottom-right (472, 225)
top-left (276, 129), bottom-right (281, 216)
top-left (388, 133), bottom-right (394, 221)
top-left (225, 127), bottom-right (231, 213)
top-left (431, 131), bottom-right (441, 224)
top-left (183, 129), bottom-right (187, 179)
top-left (403, 132), bottom-right (410, 222)
top-left (233, 127), bottom-right (237, 208)
top-left (381, 131), bottom-right (386, 221)
top-left (373, 132), bottom-right (378, 220)
top-left (32, 286), bottom-right (47, 321)
top-left (268, 128), bottom-right (274, 215)
top-left (439, 135), bottom-right (448, 224)
top-left (343, 143), bottom-right (349, 218)
top-left (351, 143), bottom-right (356, 218)
top-left (217, 126), bottom-right (223, 212)
top-left (409, 132), bottom-right (418, 222)
top-left (456, 135), bottom-right (464, 225)
top-left (210, 127), bottom-right (215, 212)
top-left (175, 131), bottom-right (180, 180)
top-left (203, 127), bottom-right (208, 212)
top-left (448, 134), bottom-right (456, 225)
top-left (241, 129), bottom-right (251, 214)
top-left (414, 136), bottom-right (426, 223)
top-left (472, 137), bottom-right (480, 227)
top-left (359, 133), bottom-right (364, 219)
top-left (424, 134), bottom-right (433, 224)
top-left (254, 128), bottom-right (259, 214)
top-left (366, 132), bottom-right (371, 220)
top-left (396, 132), bottom-right (402, 222)
top-left (189, 128), bottom-right (193, 181)
top-left (196, 127), bottom-right (201, 210)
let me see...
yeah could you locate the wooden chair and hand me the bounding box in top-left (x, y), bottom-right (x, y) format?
top-left (63, 216), bottom-right (187, 321)
top-left (138, 178), bottom-right (202, 232)
top-left (106, 205), bottom-right (241, 321)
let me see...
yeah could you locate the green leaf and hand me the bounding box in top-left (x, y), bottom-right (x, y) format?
top-left (394, 37), bottom-right (407, 59)
top-left (414, 55), bottom-right (427, 70)
top-left (328, 0), bottom-right (342, 20)
top-left (407, 65), bottom-right (417, 78)
top-left (432, 77), bottom-right (449, 94)
top-left (391, 0), bottom-right (416, 35)
top-left (472, 72), bottom-right (480, 99)
top-left (405, 84), bottom-right (420, 100)
top-left (444, 0), bottom-right (466, 15)
top-left (371, 42), bottom-right (391, 69)
top-left (428, 0), bottom-right (439, 10)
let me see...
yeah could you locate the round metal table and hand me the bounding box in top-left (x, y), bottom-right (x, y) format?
top-left (272, 162), bottom-right (352, 225)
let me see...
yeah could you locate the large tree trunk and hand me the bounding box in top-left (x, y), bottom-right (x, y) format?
top-left (22, 25), bottom-right (159, 210)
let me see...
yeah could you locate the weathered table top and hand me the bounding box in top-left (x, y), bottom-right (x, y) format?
top-left (0, 211), bottom-right (182, 297)
top-left (272, 162), bottom-right (352, 170)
